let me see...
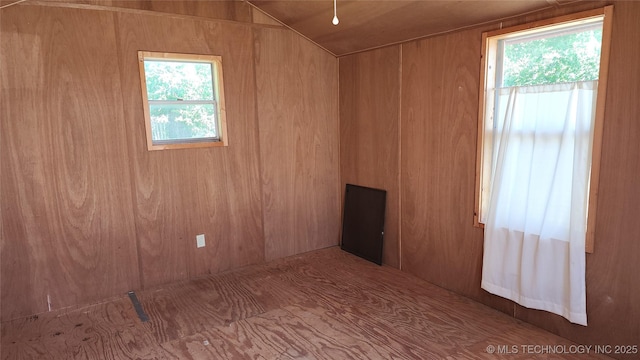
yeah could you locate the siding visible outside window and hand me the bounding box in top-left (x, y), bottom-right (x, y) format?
top-left (138, 51), bottom-right (228, 151)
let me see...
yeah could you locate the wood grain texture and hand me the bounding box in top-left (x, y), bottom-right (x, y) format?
top-left (0, 4), bottom-right (140, 321)
top-left (512, 2), bottom-right (640, 358)
top-left (33, 0), bottom-right (253, 22)
top-left (339, 46), bottom-right (401, 268)
top-left (254, 27), bottom-right (341, 261)
top-left (499, 1), bottom-right (609, 29)
top-left (113, 11), bottom-right (265, 286)
top-left (0, 0), bottom-right (25, 8)
top-left (249, 0), bottom-right (553, 56)
top-left (140, 0), bottom-right (252, 23)
top-left (1, 248), bottom-right (613, 360)
top-left (251, 6), bottom-right (283, 27)
top-left (400, 28), bottom-right (506, 305)
top-left (396, 2), bottom-right (640, 358)
top-left (0, 297), bottom-right (165, 360)
top-left (2, 0), bottom-right (341, 322)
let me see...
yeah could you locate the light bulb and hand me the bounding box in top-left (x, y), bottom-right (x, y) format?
top-left (332, 15), bottom-right (339, 25)
top-left (332, 0), bottom-right (339, 26)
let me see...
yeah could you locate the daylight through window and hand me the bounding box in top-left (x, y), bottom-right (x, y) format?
top-left (477, 7), bottom-right (612, 325)
top-left (474, 7), bottom-right (612, 252)
top-left (138, 52), bottom-right (228, 150)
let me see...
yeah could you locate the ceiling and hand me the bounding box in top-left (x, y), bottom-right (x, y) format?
top-left (247, 0), bottom-right (568, 56)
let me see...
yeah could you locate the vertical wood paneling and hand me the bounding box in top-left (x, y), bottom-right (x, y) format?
top-left (396, 1), bottom-right (640, 354)
top-left (113, 13), bottom-right (264, 286)
top-left (339, 46), bottom-right (401, 268)
top-left (0, 5), bottom-right (139, 320)
top-left (2, 2), bottom-right (638, 356)
top-left (400, 29), bottom-right (512, 311)
top-left (254, 28), bottom-right (340, 261)
top-left (513, 2), bottom-right (640, 356)
top-left (1, 248), bottom-right (614, 360)
top-left (1, 0), bottom-right (341, 321)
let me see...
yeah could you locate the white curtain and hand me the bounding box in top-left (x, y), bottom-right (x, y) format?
top-left (481, 81), bottom-right (597, 326)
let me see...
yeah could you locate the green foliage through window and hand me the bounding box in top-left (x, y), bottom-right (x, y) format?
top-left (143, 60), bottom-right (219, 142)
top-left (500, 26), bottom-right (602, 87)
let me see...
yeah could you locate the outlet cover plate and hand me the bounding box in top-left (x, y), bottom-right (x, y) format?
top-left (196, 234), bottom-right (205, 248)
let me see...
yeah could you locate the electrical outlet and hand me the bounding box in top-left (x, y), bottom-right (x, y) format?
top-left (196, 234), bottom-right (205, 248)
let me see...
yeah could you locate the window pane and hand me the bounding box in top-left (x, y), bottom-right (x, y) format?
top-left (500, 25), bottom-right (602, 87)
top-left (144, 61), bottom-right (214, 101)
top-left (149, 104), bottom-right (218, 142)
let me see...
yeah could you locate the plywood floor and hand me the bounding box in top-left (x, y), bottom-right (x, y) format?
top-left (1, 247), bottom-right (611, 359)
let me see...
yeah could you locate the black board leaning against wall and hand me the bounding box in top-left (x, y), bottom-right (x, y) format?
top-left (341, 184), bottom-right (386, 265)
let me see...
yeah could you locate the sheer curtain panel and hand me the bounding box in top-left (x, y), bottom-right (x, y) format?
top-left (481, 81), bottom-right (597, 326)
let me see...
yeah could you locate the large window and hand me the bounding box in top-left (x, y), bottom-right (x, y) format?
top-left (477, 7), bottom-right (613, 325)
top-left (138, 51), bottom-right (228, 150)
top-left (474, 7), bottom-right (613, 252)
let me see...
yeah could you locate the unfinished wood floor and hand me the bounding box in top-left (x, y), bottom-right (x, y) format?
top-left (1, 247), bottom-right (611, 359)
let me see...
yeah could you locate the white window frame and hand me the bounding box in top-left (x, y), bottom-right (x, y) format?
top-left (138, 51), bottom-right (228, 151)
top-left (474, 6), bottom-right (613, 253)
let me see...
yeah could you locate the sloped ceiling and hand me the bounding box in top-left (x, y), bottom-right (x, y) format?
top-left (247, 0), bottom-right (565, 56)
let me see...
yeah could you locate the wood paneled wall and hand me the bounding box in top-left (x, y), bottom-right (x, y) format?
top-left (514, 1), bottom-right (640, 353)
top-left (0, 1), bottom-right (339, 321)
top-left (339, 0), bottom-right (639, 357)
top-left (0, 0), bottom-right (22, 8)
top-left (254, 27), bottom-right (340, 261)
top-left (339, 46), bottom-right (401, 268)
top-left (41, 0), bottom-right (253, 22)
top-left (114, 12), bottom-right (265, 287)
top-left (5, 1), bottom-right (638, 354)
top-left (0, 5), bottom-right (140, 320)
top-left (400, 28), bottom-right (494, 298)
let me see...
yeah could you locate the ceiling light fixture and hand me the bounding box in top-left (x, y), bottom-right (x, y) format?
top-left (332, 0), bottom-right (339, 25)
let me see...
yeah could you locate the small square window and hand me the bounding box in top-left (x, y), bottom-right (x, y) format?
top-left (138, 51), bottom-right (228, 150)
